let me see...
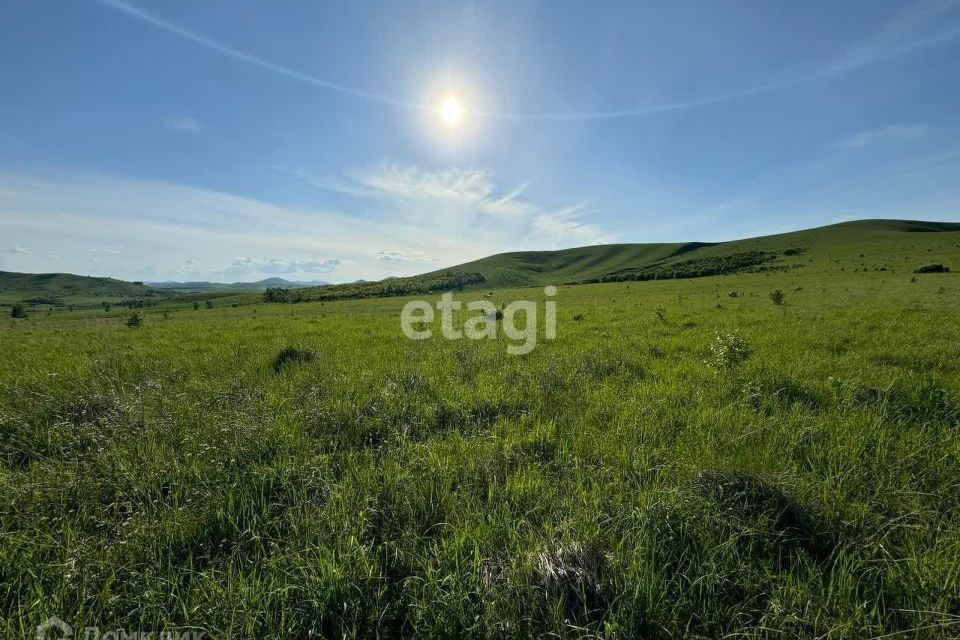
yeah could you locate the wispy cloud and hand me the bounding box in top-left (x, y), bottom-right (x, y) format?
top-left (9, 245), bottom-right (30, 254)
top-left (375, 250), bottom-right (431, 262)
top-left (97, 0), bottom-right (960, 120)
top-left (834, 124), bottom-right (929, 148)
top-left (227, 257), bottom-right (341, 275)
top-left (97, 0), bottom-right (416, 109)
top-left (163, 116), bottom-right (202, 134)
top-left (350, 163), bottom-right (612, 246)
top-left (0, 168), bottom-right (610, 281)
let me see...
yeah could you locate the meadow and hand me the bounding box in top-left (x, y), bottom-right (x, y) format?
top-left (2, 231), bottom-right (959, 638)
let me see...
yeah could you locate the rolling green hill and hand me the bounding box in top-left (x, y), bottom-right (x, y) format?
top-left (5, 220), bottom-right (958, 310)
top-left (0, 271), bottom-right (158, 307)
top-left (410, 218), bottom-right (960, 289)
top-left (281, 219), bottom-right (959, 302)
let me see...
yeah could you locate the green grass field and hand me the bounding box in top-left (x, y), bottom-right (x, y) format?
top-left (2, 222), bottom-right (960, 638)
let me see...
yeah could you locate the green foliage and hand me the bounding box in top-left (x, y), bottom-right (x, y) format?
top-left (266, 271), bottom-right (486, 303)
top-left (205, 300), bottom-right (214, 309)
top-left (770, 289), bottom-right (785, 305)
top-left (263, 287), bottom-right (302, 303)
top-left (707, 332), bottom-right (752, 370)
top-left (591, 250), bottom-right (782, 283)
top-left (10, 304), bottom-right (27, 319)
top-left (125, 311), bottom-right (146, 328)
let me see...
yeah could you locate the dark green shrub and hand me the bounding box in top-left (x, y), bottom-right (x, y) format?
top-left (125, 311), bottom-right (145, 328)
top-left (10, 304), bottom-right (27, 319)
top-left (272, 347), bottom-right (317, 373)
top-left (769, 289), bottom-right (785, 305)
top-left (914, 264), bottom-right (950, 273)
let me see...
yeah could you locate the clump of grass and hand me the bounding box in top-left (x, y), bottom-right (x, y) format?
top-left (10, 304), bottom-right (27, 319)
top-left (272, 346), bottom-right (317, 372)
top-left (534, 540), bottom-right (609, 619)
top-left (653, 306), bottom-right (667, 322)
top-left (125, 311), bottom-right (146, 328)
top-left (914, 263), bottom-right (950, 273)
top-left (707, 332), bottom-right (752, 370)
top-left (693, 469), bottom-right (833, 561)
top-left (65, 394), bottom-right (121, 426)
top-left (769, 289), bottom-right (785, 305)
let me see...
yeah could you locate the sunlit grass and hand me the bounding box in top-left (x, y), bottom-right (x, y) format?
top-left (1, 265), bottom-right (959, 638)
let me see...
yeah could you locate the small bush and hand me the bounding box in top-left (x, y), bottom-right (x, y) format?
top-left (573, 313), bottom-right (584, 322)
top-left (914, 264), bottom-right (950, 273)
top-left (272, 347), bottom-right (317, 373)
top-left (707, 332), bottom-right (752, 370)
top-left (125, 311), bottom-right (146, 328)
top-left (205, 300), bottom-right (214, 309)
top-left (653, 306), bottom-right (667, 323)
top-left (769, 289), bottom-right (785, 305)
top-left (10, 304), bottom-right (27, 319)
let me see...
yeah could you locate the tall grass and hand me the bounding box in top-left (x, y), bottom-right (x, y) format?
top-left (1, 267), bottom-right (959, 638)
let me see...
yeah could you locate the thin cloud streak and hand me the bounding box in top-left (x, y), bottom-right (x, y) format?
top-left (96, 0), bottom-right (960, 121)
top-left (96, 0), bottom-right (422, 110)
top-left (833, 124), bottom-right (929, 148)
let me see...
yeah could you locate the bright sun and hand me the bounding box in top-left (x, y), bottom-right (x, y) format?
top-left (439, 97), bottom-right (465, 127)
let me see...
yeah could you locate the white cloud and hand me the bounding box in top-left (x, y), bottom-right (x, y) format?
top-left (362, 165), bottom-right (495, 203)
top-left (9, 245), bottom-right (29, 254)
top-left (834, 124), bottom-right (929, 148)
top-left (375, 249), bottom-right (430, 262)
top-left (351, 162), bottom-right (613, 246)
top-left (0, 167), bottom-right (613, 282)
top-left (89, 247), bottom-right (122, 254)
top-left (164, 116), bottom-right (202, 134)
top-left (228, 257), bottom-right (342, 275)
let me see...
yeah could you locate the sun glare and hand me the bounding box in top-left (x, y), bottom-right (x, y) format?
top-left (439, 97), bottom-right (465, 127)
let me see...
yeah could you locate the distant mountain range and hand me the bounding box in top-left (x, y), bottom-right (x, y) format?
top-left (146, 277), bottom-right (328, 291)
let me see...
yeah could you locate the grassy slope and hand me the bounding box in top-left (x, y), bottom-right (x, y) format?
top-left (429, 242), bottom-right (703, 287)
top-left (420, 219), bottom-right (960, 288)
top-left (0, 271), bottom-right (154, 307)
top-left (1, 232), bottom-right (959, 637)
top-left (3, 220), bottom-right (957, 310)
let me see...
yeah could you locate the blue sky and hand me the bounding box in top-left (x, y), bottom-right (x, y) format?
top-left (2, 0), bottom-right (960, 283)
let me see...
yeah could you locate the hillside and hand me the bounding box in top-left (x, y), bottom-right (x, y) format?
top-left (422, 219), bottom-right (960, 288)
top-left (278, 219), bottom-right (958, 302)
top-left (0, 270), bottom-right (158, 307)
top-left (4, 220), bottom-right (957, 309)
